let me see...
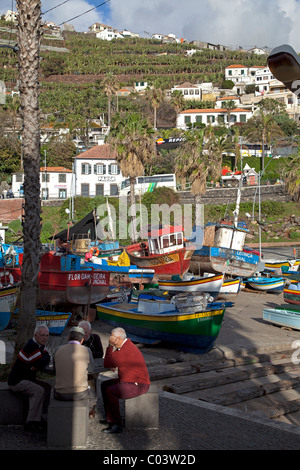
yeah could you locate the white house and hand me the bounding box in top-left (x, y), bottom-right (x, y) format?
top-left (73, 144), bottom-right (123, 197)
top-left (171, 82), bottom-right (202, 100)
top-left (255, 67), bottom-right (274, 93)
top-left (215, 95), bottom-right (241, 108)
top-left (11, 167), bottom-right (73, 200)
top-left (96, 29), bottom-right (123, 41)
top-left (177, 107), bottom-right (253, 129)
top-left (225, 65), bottom-right (252, 84)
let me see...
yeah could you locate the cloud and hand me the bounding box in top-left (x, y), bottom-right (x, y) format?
top-left (2, 0), bottom-right (300, 51)
top-left (109, 0), bottom-right (300, 50)
top-left (0, 0), bottom-right (106, 32)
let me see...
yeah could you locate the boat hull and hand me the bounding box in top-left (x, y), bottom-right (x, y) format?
top-left (0, 252), bottom-right (110, 306)
top-left (264, 259), bottom-right (300, 273)
top-left (283, 285), bottom-right (300, 305)
top-left (0, 285), bottom-right (18, 330)
top-left (218, 277), bottom-right (241, 299)
top-left (246, 277), bottom-right (284, 293)
top-left (263, 306), bottom-right (300, 330)
top-left (158, 274), bottom-right (224, 299)
top-left (190, 246), bottom-right (259, 277)
top-left (126, 247), bottom-right (194, 279)
top-left (11, 309), bottom-right (71, 335)
top-left (96, 301), bottom-right (226, 353)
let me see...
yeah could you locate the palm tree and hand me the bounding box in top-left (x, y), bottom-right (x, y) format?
top-left (222, 100), bottom-right (236, 127)
top-left (144, 86), bottom-right (164, 130)
top-left (15, 0), bottom-right (42, 352)
top-left (243, 109), bottom-right (283, 172)
top-left (101, 72), bottom-right (119, 127)
top-left (285, 155), bottom-right (300, 201)
top-left (170, 90), bottom-right (185, 126)
top-left (108, 113), bottom-right (155, 241)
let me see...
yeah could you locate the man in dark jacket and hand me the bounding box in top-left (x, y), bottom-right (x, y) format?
top-left (8, 325), bottom-right (51, 433)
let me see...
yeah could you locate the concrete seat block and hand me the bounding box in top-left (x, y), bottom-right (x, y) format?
top-left (0, 383), bottom-right (28, 425)
top-left (125, 389), bottom-right (159, 429)
top-left (47, 398), bottom-right (89, 448)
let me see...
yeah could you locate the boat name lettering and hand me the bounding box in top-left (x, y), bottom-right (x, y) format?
top-left (68, 273), bottom-right (91, 281)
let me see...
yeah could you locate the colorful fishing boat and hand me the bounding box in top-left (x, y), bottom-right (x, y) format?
top-left (0, 252), bottom-right (110, 307)
top-left (125, 225), bottom-right (194, 280)
top-left (218, 277), bottom-right (241, 299)
top-left (245, 275), bottom-right (284, 293)
top-left (283, 282), bottom-right (300, 305)
top-left (0, 284), bottom-right (18, 330)
top-left (263, 305), bottom-right (300, 330)
top-left (189, 221), bottom-right (260, 277)
top-left (96, 292), bottom-right (231, 353)
top-left (264, 258), bottom-right (300, 273)
top-left (11, 309), bottom-right (71, 335)
top-left (158, 273), bottom-right (224, 299)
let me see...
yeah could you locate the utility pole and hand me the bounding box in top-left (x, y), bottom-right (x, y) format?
top-left (14, 0), bottom-right (42, 353)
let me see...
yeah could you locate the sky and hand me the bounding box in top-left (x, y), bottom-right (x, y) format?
top-left (1, 0), bottom-right (300, 51)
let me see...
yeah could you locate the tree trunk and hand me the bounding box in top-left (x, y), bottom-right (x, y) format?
top-left (14, 0), bottom-right (42, 353)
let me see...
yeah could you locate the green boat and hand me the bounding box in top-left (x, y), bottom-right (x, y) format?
top-left (96, 292), bottom-right (231, 353)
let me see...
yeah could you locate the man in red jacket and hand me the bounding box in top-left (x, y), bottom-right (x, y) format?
top-left (100, 327), bottom-right (150, 434)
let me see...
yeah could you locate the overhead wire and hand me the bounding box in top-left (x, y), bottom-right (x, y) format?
top-left (57, 0), bottom-right (110, 26)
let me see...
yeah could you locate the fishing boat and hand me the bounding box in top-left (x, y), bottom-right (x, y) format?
top-left (11, 309), bottom-right (71, 335)
top-left (245, 275), bottom-right (284, 293)
top-left (125, 225), bottom-right (194, 279)
top-left (263, 305), bottom-right (300, 331)
top-left (158, 273), bottom-right (224, 299)
top-left (283, 282), bottom-right (300, 305)
top-left (264, 258), bottom-right (300, 273)
top-left (218, 277), bottom-right (241, 299)
top-left (96, 292), bottom-right (231, 353)
top-left (0, 251), bottom-right (110, 307)
top-left (0, 284), bottom-right (18, 330)
top-left (189, 221), bottom-right (260, 277)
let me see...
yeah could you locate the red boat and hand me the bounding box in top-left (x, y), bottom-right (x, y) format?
top-left (125, 225), bottom-right (194, 280)
top-left (0, 252), bottom-right (110, 307)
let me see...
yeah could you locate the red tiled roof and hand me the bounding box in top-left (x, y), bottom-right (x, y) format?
top-left (74, 144), bottom-right (117, 160)
top-left (226, 64), bottom-right (246, 69)
top-left (40, 166), bottom-right (72, 172)
top-left (180, 108), bottom-right (250, 114)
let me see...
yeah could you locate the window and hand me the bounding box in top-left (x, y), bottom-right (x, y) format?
top-left (207, 115), bottom-right (215, 123)
top-left (184, 90), bottom-right (188, 95)
top-left (42, 173), bottom-right (50, 183)
top-left (58, 174), bottom-right (66, 183)
top-left (81, 184), bottom-right (89, 197)
top-left (81, 163), bottom-right (91, 175)
top-left (96, 184), bottom-right (104, 196)
top-left (110, 184), bottom-right (118, 195)
top-left (240, 114), bottom-right (247, 123)
top-left (189, 89), bottom-right (194, 95)
top-left (94, 164), bottom-right (106, 175)
top-left (184, 116), bottom-right (191, 124)
top-left (195, 115), bottom-right (202, 123)
top-left (109, 164), bottom-right (119, 175)
top-left (16, 174), bottom-right (23, 183)
top-left (59, 189), bottom-right (67, 199)
top-left (228, 70), bottom-right (232, 76)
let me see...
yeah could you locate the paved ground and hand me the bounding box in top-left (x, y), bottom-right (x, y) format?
top-left (1, 288), bottom-right (300, 453)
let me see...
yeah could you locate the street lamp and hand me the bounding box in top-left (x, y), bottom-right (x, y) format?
top-left (268, 44), bottom-right (300, 94)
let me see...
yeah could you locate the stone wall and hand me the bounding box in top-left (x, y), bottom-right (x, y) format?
top-left (179, 184), bottom-right (289, 205)
top-left (0, 198), bottom-right (24, 223)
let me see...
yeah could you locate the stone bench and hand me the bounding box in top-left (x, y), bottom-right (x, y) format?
top-left (47, 397), bottom-right (89, 448)
top-left (0, 383), bottom-right (28, 425)
top-left (97, 373), bottom-right (159, 429)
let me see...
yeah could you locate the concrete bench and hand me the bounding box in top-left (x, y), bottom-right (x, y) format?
top-left (0, 383), bottom-right (28, 425)
top-left (125, 384), bottom-right (159, 429)
top-left (97, 373), bottom-right (159, 429)
top-left (47, 398), bottom-right (89, 448)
